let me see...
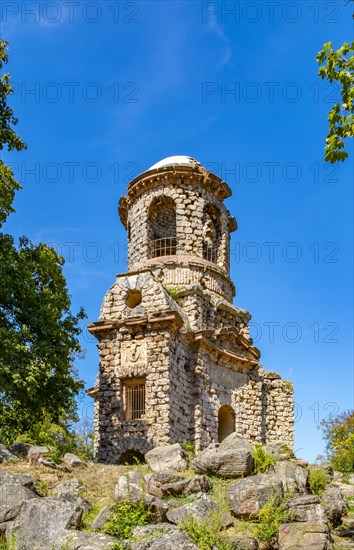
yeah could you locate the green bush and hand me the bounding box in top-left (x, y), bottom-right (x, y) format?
top-left (331, 442), bottom-right (354, 474)
top-left (16, 414), bottom-right (94, 463)
top-left (320, 410), bottom-right (354, 474)
top-left (103, 500), bottom-right (151, 539)
top-left (251, 444), bottom-right (276, 473)
top-left (254, 493), bottom-right (292, 548)
top-left (308, 466), bottom-right (331, 496)
top-left (180, 514), bottom-right (232, 550)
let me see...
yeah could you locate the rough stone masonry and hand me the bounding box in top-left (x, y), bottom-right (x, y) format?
top-left (87, 156), bottom-right (294, 463)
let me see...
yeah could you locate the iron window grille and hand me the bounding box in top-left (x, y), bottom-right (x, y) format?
top-left (123, 379), bottom-right (146, 420)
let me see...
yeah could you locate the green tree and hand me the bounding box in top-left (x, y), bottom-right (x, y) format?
top-left (320, 410), bottom-right (354, 473)
top-left (0, 40), bottom-right (86, 443)
top-left (316, 1), bottom-right (354, 163)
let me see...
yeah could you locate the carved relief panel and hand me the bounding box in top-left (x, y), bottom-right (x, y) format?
top-left (121, 340), bottom-right (147, 367)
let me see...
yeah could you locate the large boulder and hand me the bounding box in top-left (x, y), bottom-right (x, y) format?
top-left (229, 537), bottom-right (259, 549)
top-left (321, 484), bottom-right (348, 527)
top-left (145, 472), bottom-right (211, 498)
top-left (274, 461), bottom-right (309, 494)
top-left (278, 522), bottom-right (333, 550)
top-left (114, 471), bottom-right (168, 523)
top-left (286, 495), bottom-right (327, 524)
top-left (166, 494), bottom-right (233, 528)
top-left (192, 434), bottom-right (253, 478)
top-left (0, 472), bottom-right (39, 525)
top-left (27, 445), bottom-right (50, 462)
top-left (54, 478), bottom-right (86, 496)
top-left (0, 443), bottom-right (18, 463)
top-left (57, 530), bottom-right (120, 549)
top-left (59, 491), bottom-right (92, 513)
top-left (227, 474), bottom-right (283, 519)
top-left (124, 523), bottom-right (198, 549)
top-left (0, 471), bottom-right (35, 490)
top-left (8, 442), bottom-right (31, 458)
top-left (63, 453), bottom-right (87, 468)
top-left (92, 499), bottom-right (115, 531)
top-left (10, 497), bottom-right (83, 549)
top-left (145, 444), bottom-right (188, 472)
top-left (114, 471), bottom-right (145, 502)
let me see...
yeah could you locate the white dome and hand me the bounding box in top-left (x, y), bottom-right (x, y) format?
top-left (149, 155), bottom-right (201, 170)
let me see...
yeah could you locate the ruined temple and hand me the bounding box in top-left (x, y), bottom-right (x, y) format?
top-left (87, 156), bottom-right (294, 463)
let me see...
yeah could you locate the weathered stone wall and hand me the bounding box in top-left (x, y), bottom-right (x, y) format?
top-left (127, 182), bottom-right (230, 274)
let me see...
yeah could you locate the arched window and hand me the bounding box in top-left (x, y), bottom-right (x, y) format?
top-left (203, 204), bottom-right (221, 264)
top-left (218, 405), bottom-right (235, 442)
top-left (147, 196), bottom-right (177, 258)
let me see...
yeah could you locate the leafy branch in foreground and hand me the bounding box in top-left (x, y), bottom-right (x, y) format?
top-left (316, 2), bottom-right (354, 163)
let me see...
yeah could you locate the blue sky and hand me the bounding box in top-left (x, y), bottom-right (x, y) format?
top-left (1, 0), bottom-right (353, 461)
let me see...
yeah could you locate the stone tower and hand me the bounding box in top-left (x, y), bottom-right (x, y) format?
top-left (87, 156), bottom-right (294, 463)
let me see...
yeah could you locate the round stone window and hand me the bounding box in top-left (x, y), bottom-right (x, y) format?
top-left (125, 289), bottom-right (142, 309)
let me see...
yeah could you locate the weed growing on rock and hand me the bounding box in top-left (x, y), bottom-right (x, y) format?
top-left (308, 465), bottom-right (331, 496)
top-left (254, 493), bottom-right (293, 548)
top-left (251, 444), bottom-right (276, 473)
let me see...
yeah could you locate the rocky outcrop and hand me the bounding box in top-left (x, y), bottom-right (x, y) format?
top-left (145, 472), bottom-right (211, 498)
top-left (229, 537), bottom-right (259, 549)
top-left (63, 453), bottom-right (87, 468)
top-left (124, 523), bottom-right (199, 549)
top-left (321, 484), bottom-right (348, 527)
top-left (0, 471), bottom-right (39, 530)
top-left (278, 522), bottom-right (333, 549)
top-left (0, 443), bottom-right (18, 463)
top-left (273, 460), bottom-right (308, 494)
top-left (192, 433), bottom-right (253, 478)
top-left (286, 494), bottom-right (327, 524)
top-left (114, 471), bottom-right (168, 522)
top-left (227, 474), bottom-right (283, 518)
top-left (11, 497), bottom-right (83, 549)
top-left (145, 444), bottom-right (189, 472)
top-left (166, 494), bottom-right (233, 528)
top-left (1, 441), bottom-right (352, 550)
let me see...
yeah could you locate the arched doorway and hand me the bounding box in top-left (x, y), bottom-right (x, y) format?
top-left (218, 405), bottom-right (235, 442)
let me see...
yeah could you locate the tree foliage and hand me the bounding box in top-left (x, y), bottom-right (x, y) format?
top-left (316, 2), bottom-right (354, 163)
top-left (320, 410), bottom-right (354, 473)
top-left (0, 40), bottom-right (27, 226)
top-left (0, 40), bottom-right (85, 443)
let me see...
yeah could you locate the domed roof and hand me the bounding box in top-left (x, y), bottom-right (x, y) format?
top-left (149, 155), bottom-right (201, 170)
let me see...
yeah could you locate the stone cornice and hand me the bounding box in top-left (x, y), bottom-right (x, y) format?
top-left (86, 386), bottom-right (99, 398)
top-left (193, 329), bottom-right (259, 368)
top-left (87, 310), bottom-right (184, 337)
top-left (123, 255), bottom-right (236, 298)
top-left (119, 166), bottom-right (232, 227)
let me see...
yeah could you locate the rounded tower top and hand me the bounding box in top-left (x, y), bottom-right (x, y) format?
top-left (149, 155), bottom-right (202, 170)
top-left (118, 155), bottom-right (238, 301)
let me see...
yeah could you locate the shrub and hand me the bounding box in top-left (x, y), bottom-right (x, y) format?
top-left (320, 410), bottom-right (354, 474)
top-left (103, 500), bottom-right (151, 539)
top-left (308, 466), bottom-right (331, 495)
top-left (254, 493), bottom-right (292, 548)
top-left (251, 444), bottom-right (276, 473)
top-left (180, 513), bottom-right (232, 550)
top-left (16, 414), bottom-right (94, 463)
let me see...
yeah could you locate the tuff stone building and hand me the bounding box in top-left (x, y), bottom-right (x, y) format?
top-left (87, 156), bottom-right (294, 463)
